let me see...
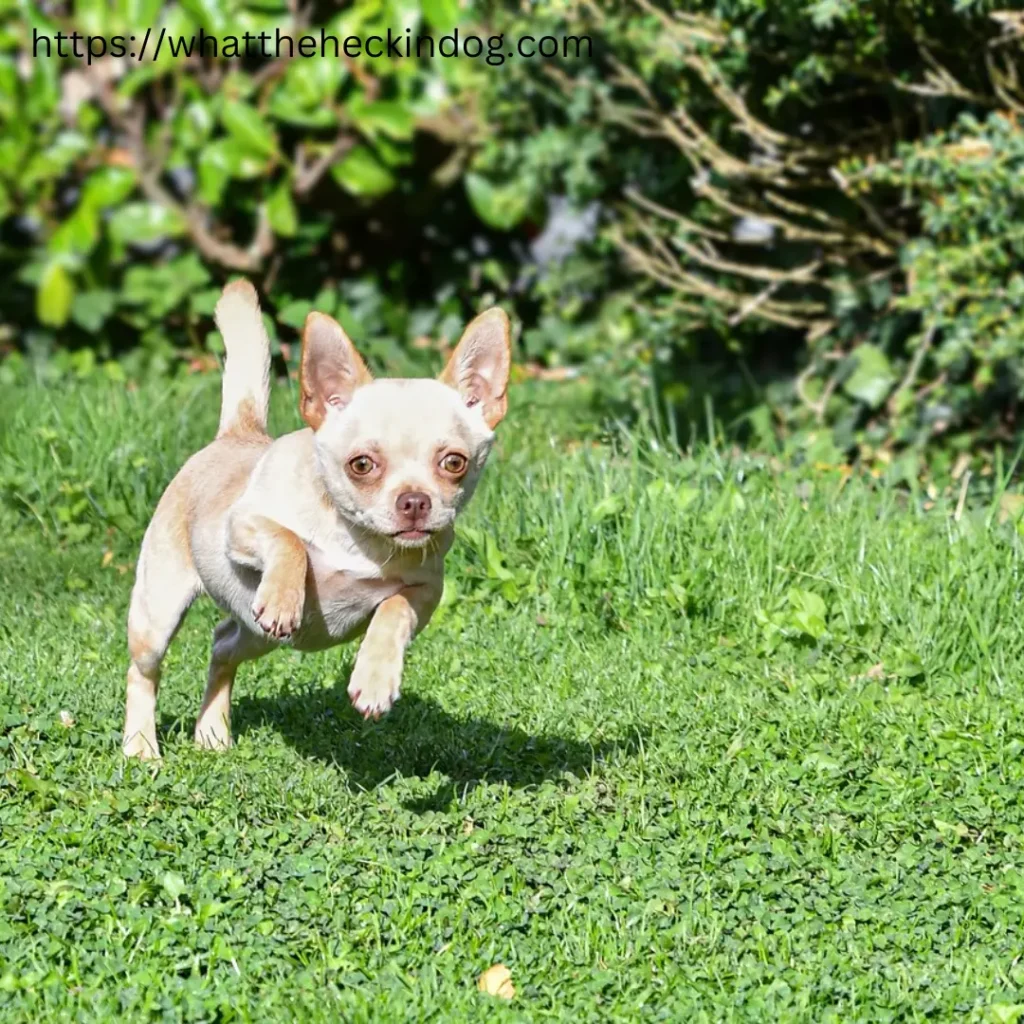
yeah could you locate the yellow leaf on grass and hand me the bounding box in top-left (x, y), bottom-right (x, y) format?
top-left (477, 964), bottom-right (515, 1000)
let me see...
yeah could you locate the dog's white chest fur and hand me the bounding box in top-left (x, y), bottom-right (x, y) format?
top-left (228, 481), bottom-right (444, 651)
top-left (292, 543), bottom-right (406, 651)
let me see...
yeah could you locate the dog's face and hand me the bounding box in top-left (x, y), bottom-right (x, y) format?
top-left (299, 308), bottom-right (511, 549)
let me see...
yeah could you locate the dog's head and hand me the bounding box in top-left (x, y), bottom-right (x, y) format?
top-left (299, 308), bottom-right (511, 549)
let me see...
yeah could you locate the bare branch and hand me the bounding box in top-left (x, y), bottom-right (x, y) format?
top-left (986, 49), bottom-right (1024, 114)
top-left (294, 135), bottom-right (354, 197)
top-left (829, 167), bottom-right (907, 246)
top-left (124, 108), bottom-right (274, 273)
top-left (611, 224), bottom-right (827, 330)
top-left (625, 187), bottom-right (732, 242)
top-left (670, 234), bottom-right (824, 286)
top-left (888, 322), bottom-right (937, 415)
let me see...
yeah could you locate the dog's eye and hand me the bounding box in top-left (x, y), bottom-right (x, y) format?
top-left (348, 455), bottom-right (376, 476)
top-left (440, 453), bottom-right (468, 475)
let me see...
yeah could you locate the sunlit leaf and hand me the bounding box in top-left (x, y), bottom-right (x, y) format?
top-left (331, 146), bottom-right (396, 197)
top-left (37, 261), bottom-right (74, 327)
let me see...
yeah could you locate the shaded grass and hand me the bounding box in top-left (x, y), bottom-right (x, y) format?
top-left (2, 377), bottom-right (1024, 1020)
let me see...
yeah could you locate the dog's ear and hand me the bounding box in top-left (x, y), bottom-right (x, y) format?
top-left (440, 307), bottom-right (511, 429)
top-left (299, 312), bottom-right (372, 430)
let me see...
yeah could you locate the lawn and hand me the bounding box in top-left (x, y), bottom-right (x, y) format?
top-left (2, 375), bottom-right (1024, 1021)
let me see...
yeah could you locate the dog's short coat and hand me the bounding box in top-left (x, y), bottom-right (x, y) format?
top-left (123, 280), bottom-right (511, 759)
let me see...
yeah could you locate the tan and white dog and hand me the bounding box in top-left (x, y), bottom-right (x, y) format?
top-left (123, 280), bottom-right (510, 760)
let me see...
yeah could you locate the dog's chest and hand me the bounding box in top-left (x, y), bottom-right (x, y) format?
top-left (297, 566), bottom-right (403, 650)
top-left (291, 540), bottom-right (423, 651)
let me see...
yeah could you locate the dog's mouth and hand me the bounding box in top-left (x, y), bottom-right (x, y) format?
top-left (391, 528), bottom-right (434, 546)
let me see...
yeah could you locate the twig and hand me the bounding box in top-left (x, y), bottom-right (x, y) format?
top-left (829, 166), bottom-right (907, 246)
top-left (125, 109), bottom-right (274, 272)
top-left (888, 323), bottom-right (936, 415)
top-left (294, 135), bottom-right (355, 197)
top-left (728, 280), bottom-right (783, 327)
top-left (954, 470), bottom-right (972, 522)
top-left (624, 187), bottom-right (732, 242)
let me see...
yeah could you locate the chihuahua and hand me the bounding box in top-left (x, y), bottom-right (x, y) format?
top-left (123, 280), bottom-right (510, 759)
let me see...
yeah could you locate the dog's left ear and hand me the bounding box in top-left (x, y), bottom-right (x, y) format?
top-left (440, 307), bottom-right (511, 429)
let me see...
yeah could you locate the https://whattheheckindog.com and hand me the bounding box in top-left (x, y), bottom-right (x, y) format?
top-left (31, 25), bottom-right (593, 67)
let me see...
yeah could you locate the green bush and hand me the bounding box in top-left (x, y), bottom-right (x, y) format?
top-left (0, 0), bottom-right (520, 378)
top-left (526, 0), bottom-right (1024, 454)
top-left (858, 112), bottom-right (1024, 446)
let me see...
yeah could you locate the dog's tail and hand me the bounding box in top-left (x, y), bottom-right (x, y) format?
top-left (214, 279), bottom-right (271, 439)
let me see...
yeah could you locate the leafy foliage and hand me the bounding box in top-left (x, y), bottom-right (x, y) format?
top-left (5, 0), bottom-right (1024, 455)
top-left (857, 112), bottom-right (1024, 444)
top-left (500, 0), bottom-right (1024, 450)
top-left (0, 0), bottom-right (506, 376)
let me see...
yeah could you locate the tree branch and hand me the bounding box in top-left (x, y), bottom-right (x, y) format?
top-left (124, 107), bottom-right (274, 273)
top-left (293, 134), bottom-right (354, 197)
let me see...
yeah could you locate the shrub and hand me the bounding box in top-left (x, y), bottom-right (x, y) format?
top-left (0, 0), bottom-right (512, 377)
top-left (498, 0), bottom-right (1024, 453)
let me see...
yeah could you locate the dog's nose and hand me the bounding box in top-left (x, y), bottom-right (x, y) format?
top-left (396, 491), bottom-right (432, 520)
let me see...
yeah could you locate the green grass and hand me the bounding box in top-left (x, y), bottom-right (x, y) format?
top-left (3, 375), bottom-right (1024, 1021)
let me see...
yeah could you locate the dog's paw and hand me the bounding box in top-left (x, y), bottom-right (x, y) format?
top-left (194, 719), bottom-right (233, 752)
top-left (348, 653), bottom-right (402, 720)
top-left (122, 730), bottom-right (161, 761)
top-left (251, 582), bottom-right (304, 639)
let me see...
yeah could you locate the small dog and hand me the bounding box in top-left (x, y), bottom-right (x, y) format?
top-left (123, 280), bottom-right (510, 760)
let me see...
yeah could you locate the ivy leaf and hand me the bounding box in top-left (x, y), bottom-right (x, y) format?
top-left (49, 206), bottom-right (100, 256)
top-left (198, 144), bottom-right (233, 205)
top-left (221, 100), bottom-right (279, 158)
top-left (177, 0), bottom-right (227, 33)
top-left (80, 167), bottom-right (136, 209)
top-left (268, 68), bottom-right (339, 127)
top-left (843, 344), bottom-right (895, 408)
top-left (347, 97), bottom-right (415, 141)
top-left (266, 181), bottom-right (298, 237)
top-left (276, 300), bottom-right (309, 329)
top-left (198, 140), bottom-right (268, 204)
top-left (465, 173), bottom-right (531, 231)
top-left (374, 136), bottom-right (414, 168)
top-left (71, 290), bottom-right (116, 332)
top-left (279, 59), bottom-right (345, 110)
top-left (421, 0), bottom-right (459, 31)
top-left (108, 203), bottom-right (186, 246)
top-left (176, 100), bottom-right (215, 150)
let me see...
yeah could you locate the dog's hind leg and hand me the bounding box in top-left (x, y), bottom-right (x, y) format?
top-left (194, 618), bottom-right (271, 751)
top-left (123, 510), bottom-right (200, 760)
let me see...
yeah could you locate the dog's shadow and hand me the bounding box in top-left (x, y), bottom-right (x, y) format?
top-left (230, 680), bottom-right (640, 812)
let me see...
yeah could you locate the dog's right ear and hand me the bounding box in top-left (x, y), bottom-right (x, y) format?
top-left (440, 307), bottom-right (512, 429)
top-left (299, 313), bottom-right (372, 430)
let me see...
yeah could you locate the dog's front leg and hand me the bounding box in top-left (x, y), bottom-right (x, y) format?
top-left (349, 583), bottom-right (441, 719)
top-left (227, 513), bottom-right (308, 639)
